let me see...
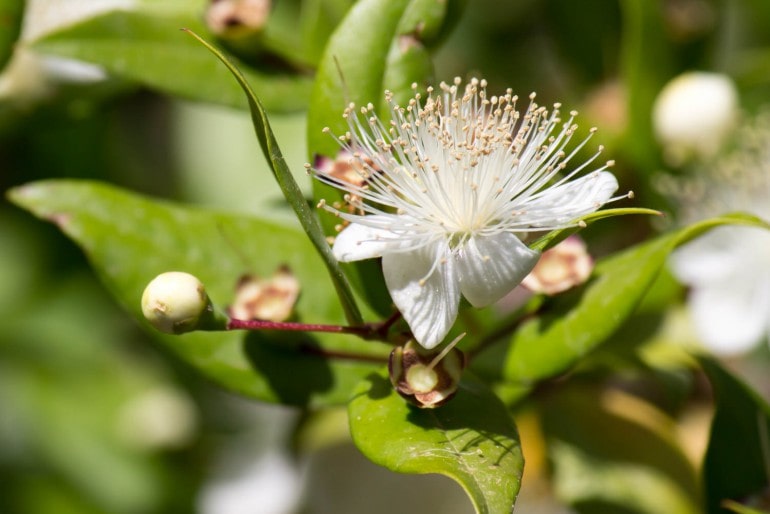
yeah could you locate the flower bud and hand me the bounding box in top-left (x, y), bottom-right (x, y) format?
top-left (653, 72), bottom-right (739, 165)
top-left (388, 340), bottom-right (465, 409)
top-left (522, 236), bottom-right (593, 295)
top-left (228, 266), bottom-right (300, 322)
top-left (141, 272), bottom-right (213, 334)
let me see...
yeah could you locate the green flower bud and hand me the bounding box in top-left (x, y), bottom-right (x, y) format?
top-left (389, 339), bottom-right (465, 409)
top-left (141, 272), bottom-right (212, 334)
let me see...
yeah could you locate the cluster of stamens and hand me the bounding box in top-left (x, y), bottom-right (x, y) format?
top-left (310, 77), bottom-right (624, 254)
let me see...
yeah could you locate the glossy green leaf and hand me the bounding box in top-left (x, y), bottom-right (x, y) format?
top-left (8, 180), bottom-right (391, 407)
top-left (30, 6), bottom-right (312, 111)
top-left (542, 386), bottom-right (700, 514)
top-left (306, 0), bottom-right (443, 159)
top-left (471, 214), bottom-right (770, 404)
top-left (185, 29), bottom-right (363, 326)
top-left (298, 0), bottom-right (356, 66)
top-left (700, 357), bottom-right (770, 514)
top-left (348, 371), bottom-right (523, 514)
top-left (529, 207), bottom-right (663, 252)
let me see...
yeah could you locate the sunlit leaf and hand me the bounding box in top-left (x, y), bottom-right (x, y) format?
top-left (349, 371), bottom-right (523, 514)
top-left (529, 207), bottom-right (662, 252)
top-left (8, 180), bottom-right (390, 407)
top-left (471, 213), bottom-right (770, 404)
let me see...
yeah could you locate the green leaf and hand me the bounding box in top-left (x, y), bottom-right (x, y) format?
top-left (306, 0), bottom-right (441, 158)
top-left (185, 29), bottom-right (363, 326)
top-left (8, 180), bottom-right (390, 407)
top-left (700, 357), bottom-right (770, 514)
top-left (298, 0), bottom-right (356, 66)
top-left (30, 7), bottom-right (312, 111)
top-left (529, 207), bottom-right (663, 252)
top-left (542, 386), bottom-right (700, 514)
top-left (348, 371), bottom-right (523, 514)
top-left (472, 213), bottom-right (770, 404)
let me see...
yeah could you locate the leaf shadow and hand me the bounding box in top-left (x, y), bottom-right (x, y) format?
top-left (243, 331), bottom-right (334, 407)
top-left (402, 378), bottom-right (522, 465)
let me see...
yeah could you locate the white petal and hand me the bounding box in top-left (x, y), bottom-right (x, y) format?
top-left (382, 243), bottom-right (460, 349)
top-left (332, 221), bottom-right (398, 262)
top-left (521, 171), bottom-right (619, 226)
top-left (457, 233), bottom-right (541, 307)
top-left (670, 227), bottom-right (764, 285)
top-left (688, 274), bottom-right (770, 355)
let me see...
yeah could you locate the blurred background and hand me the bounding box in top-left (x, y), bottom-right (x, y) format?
top-left (3, 0), bottom-right (770, 513)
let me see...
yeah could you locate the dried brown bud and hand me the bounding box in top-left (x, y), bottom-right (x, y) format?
top-left (389, 340), bottom-right (465, 409)
top-left (229, 266), bottom-right (299, 322)
top-left (314, 150), bottom-right (381, 222)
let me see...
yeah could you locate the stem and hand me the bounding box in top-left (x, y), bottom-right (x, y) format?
top-left (227, 309), bottom-right (403, 343)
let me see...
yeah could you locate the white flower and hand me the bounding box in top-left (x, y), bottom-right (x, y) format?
top-left (653, 72), bottom-right (739, 165)
top-left (667, 112), bottom-right (770, 355)
top-left (314, 78), bottom-right (621, 349)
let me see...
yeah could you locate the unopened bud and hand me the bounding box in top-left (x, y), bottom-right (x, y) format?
top-left (389, 340), bottom-right (465, 409)
top-left (522, 236), bottom-right (593, 295)
top-left (653, 72), bottom-right (739, 165)
top-left (142, 272), bottom-right (213, 334)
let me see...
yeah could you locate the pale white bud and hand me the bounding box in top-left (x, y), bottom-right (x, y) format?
top-left (141, 272), bottom-right (211, 334)
top-left (653, 72), bottom-right (739, 165)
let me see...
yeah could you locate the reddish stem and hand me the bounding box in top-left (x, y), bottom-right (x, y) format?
top-left (227, 310), bottom-right (402, 343)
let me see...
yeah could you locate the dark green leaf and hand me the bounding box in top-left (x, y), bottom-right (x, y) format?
top-left (349, 371), bottom-right (523, 514)
top-left (8, 180), bottom-right (390, 407)
top-left (700, 357), bottom-right (770, 514)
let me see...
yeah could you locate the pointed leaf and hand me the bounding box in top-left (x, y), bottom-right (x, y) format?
top-left (8, 180), bottom-right (390, 407)
top-left (349, 371), bottom-right (523, 514)
top-left (185, 29), bottom-right (363, 326)
top-left (700, 357), bottom-right (770, 514)
top-left (529, 207), bottom-right (663, 252)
